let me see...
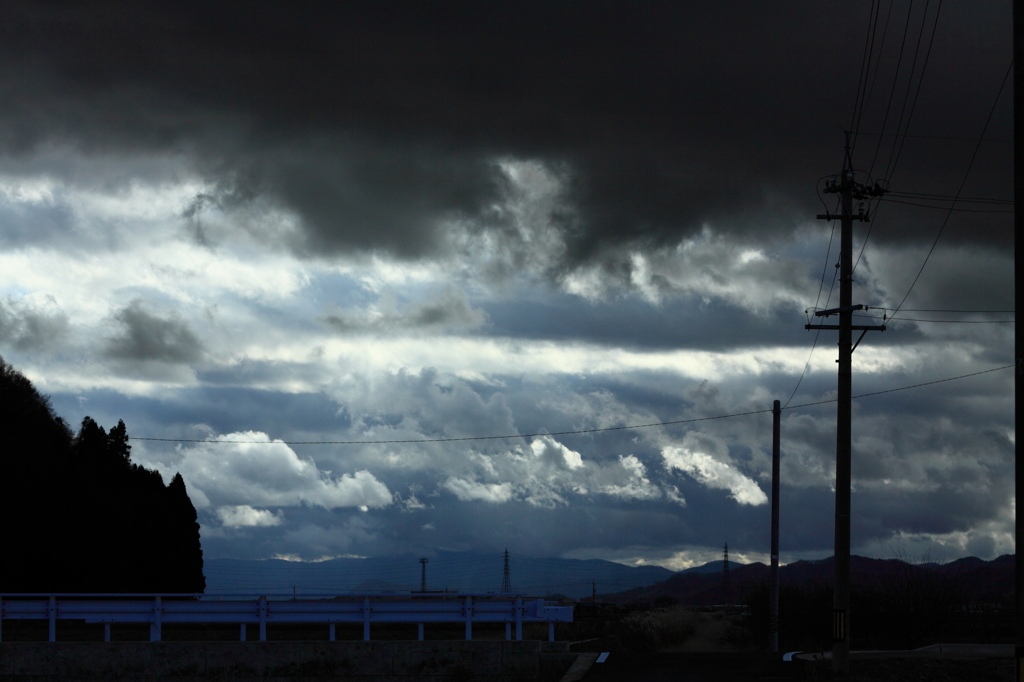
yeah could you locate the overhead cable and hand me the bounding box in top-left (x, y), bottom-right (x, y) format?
top-left (133, 365), bottom-right (1013, 446)
top-left (888, 58), bottom-right (1013, 319)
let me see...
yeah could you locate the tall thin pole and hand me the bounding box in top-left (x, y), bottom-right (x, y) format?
top-left (833, 132), bottom-right (854, 676)
top-left (811, 135), bottom-right (885, 677)
top-left (1014, 1), bottom-right (1023, 677)
top-left (770, 399), bottom-right (781, 652)
top-left (420, 557), bottom-right (428, 592)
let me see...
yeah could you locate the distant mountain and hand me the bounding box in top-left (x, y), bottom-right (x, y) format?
top-left (204, 551), bottom-right (674, 599)
top-left (678, 560), bottom-right (745, 575)
top-left (600, 555), bottom-right (1015, 606)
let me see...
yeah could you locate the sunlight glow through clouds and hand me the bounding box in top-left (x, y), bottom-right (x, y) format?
top-left (0, 2), bottom-right (1015, 568)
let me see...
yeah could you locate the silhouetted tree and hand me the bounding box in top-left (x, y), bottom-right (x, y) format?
top-left (108, 420), bottom-right (131, 464)
top-left (0, 356), bottom-right (205, 593)
top-left (168, 473), bottom-right (206, 592)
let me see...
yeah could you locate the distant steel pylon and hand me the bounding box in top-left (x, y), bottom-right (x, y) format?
top-left (501, 548), bottom-right (512, 593)
top-left (419, 557), bottom-right (428, 592)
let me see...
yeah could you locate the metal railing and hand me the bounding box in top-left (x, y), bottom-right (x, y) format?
top-left (0, 593), bottom-right (573, 643)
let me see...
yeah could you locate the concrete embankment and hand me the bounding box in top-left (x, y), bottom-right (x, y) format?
top-left (0, 640), bottom-right (578, 681)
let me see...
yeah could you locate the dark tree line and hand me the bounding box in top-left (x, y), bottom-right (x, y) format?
top-left (0, 357), bottom-right (204, 593)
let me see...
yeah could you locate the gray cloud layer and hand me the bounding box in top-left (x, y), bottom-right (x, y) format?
top-left (0, 1), bottom-right (1014, 567)
top-left (106, 300), bottom-right (204, 363)
top-left (1, 2), bottom-right (1012, 279)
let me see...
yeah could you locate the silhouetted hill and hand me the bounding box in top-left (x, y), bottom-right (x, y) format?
top-left (204, 551), bottom-right (674, 598)
top-left (678, 560), bottom-right (745, 575)
top-left (600, 554), bottom-right (1014, 607)
top-left (0, 357), bottom-right (205, 593)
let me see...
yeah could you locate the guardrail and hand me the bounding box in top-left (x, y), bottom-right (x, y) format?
top-left (0, 593), bottom-right (573, 643)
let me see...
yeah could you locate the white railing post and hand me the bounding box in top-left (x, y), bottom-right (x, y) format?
top-left (549, 622), bottom-right (554, 642)
top-left (48, 596), bottom-right (56, 642)
top-left (258, 597), bottom-right (267, 641)
top-left (362, 598), bottom-right (370, 641)
top-left (464, 597), bottom-right (472, 640)
top-left (515, 598), bottom-right (522, 641)
top-left (418, 623), bottom-right (424, 641)
top-left (505, 622), bottom-right (511, 640)
top-left (240, 623), bottom-right (246, 641)
top-left (329, 623), bottom-right (335, 641)
top-left (104, 623), bottom-right (111, 642)
top-left (150, 596), bottom-right (162, 641)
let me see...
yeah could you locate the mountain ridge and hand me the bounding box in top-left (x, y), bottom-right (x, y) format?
top-left (598, 554), bottom-right (1015, 605)
top-left (204, 551), bottom-right (675, 599)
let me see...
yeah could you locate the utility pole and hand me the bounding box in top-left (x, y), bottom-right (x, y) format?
top-left (769, 399), bottom-right (781, 652)
top-left (420, 557), bottom-right (429, 592)
top-left (1014, 2), bottom-right (1023, 678)
top-left (810, 132), bottom-right (886, 676)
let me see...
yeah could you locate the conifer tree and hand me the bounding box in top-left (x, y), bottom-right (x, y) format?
top-left (0, 356), bottom-right (206, 593)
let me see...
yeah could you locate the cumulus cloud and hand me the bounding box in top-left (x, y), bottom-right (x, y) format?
top-left (598, 455), bottom-right (663, 501)
top-left (216, 505), bottom-right (284, 528)
top-left (530, 436), bottom-right (584, 470)
top-left (444, 477), bottom-right (515, 503)
top-left (662, 432), bottom-right (767, 506)
top-left (169, 431), bottom-right (392, 510)
top-left (438, 437), bottom-right (677, 509)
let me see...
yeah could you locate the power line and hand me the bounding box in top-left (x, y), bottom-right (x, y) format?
top-left (857, 0), bottom-right (942, 274)
top-left (850, 0), bottom-right (883, 150)
top-left (882, 0), bottom-right (942, 184)
top-left (885, 191), bottom-right (1012, 204)
top-left (892, 309), bottom-right (1014, 313)
top-left (856, 0), bottom-right (897, 149)
top-left (853, 314), bottom-right (1013, 323)
top-left (877, 198), bottom-right (1012, 213)
top-left (867, 0), bottom-right (917, 179)
top-left (858, 132), bottom-right (1011, 143)
top-left (134, 365), bottom-right (1014, 445)
top-left (786, 203), bottom-right (841, 408)
top-left (792, 364), bottom-right (1011, 407)
top-left (889, 58), bottom-right (1013, 318)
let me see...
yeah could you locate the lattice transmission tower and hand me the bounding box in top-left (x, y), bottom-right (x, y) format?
top-left (501, 548), bottom-right (512, 593)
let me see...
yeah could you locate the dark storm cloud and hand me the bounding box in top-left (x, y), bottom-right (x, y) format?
top-left (322, 288), bottom-right (488, 334)
top-left (0, 296), bottom-right (69, 350)
top-left (105, 300), bottom-right (204, 363)
top-left (483, 293), bottom-right (814, 351)
top-left (1, 1), bottom-right (1011, 272)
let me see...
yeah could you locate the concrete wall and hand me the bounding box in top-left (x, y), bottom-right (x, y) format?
top-left (0, 640), bottom-right (577, 681)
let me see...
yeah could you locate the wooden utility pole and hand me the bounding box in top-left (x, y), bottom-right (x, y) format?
top-left (769, 399), bottom-right (781, 652)
top-left (811, 132), bottom-right (886, 676)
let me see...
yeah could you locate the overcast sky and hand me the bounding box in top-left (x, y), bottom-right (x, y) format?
top-left (0, 1), bottom-right (1014, 571)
